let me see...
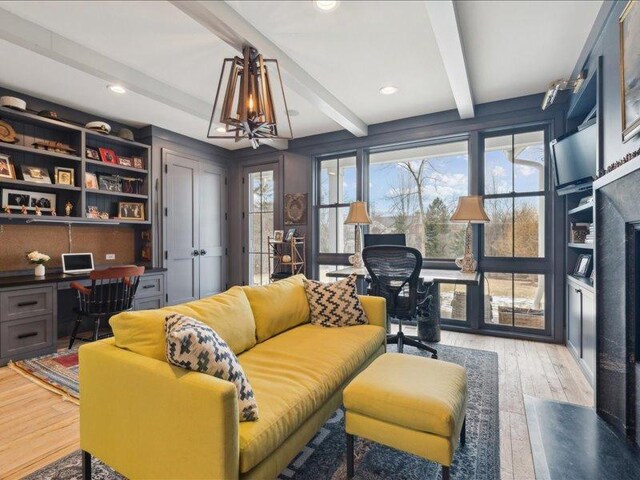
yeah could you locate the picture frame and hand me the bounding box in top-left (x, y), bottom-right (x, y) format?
top-left (0, 153), bottom-right (16, 179)
top-left (574, 254), bottom-right (592, 277)
top-left (118, 201), bottom-right (145, 221)
top-left (132, 156), bottom-right (144, 169)
top-left (85, 172), bottom-right (98, 190)
top-left (620, 1), bottom-right (640, 142)
top-left (1, 189), bottom-right (56, 212)
top-left (55, 167), bottom-right (75, 186)
top-left (284, 193), bottom-right (308, 225)
top-left (86, 147), bottom-right (100, 160)
top-left (99, 147), bottom-right (118, 164)
top-left (86, 205), bottom-right (100, 219)
top-left (21, 165), bottom-right (52, 184)
top-left (273, 230), bottom-right (284, 242)
top-left (284, 228), bottom-right (296, 242)
top-left (118, 156), bottom-right (133, 167)
top-left (98, 174), bottom-right (122, 192)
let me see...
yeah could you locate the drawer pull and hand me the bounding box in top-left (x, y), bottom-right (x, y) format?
top-left (142, 284), bottom-right (155, 289)
top-left (17, 301), bottom-right (38, 307)
top-left (17, 332), bottom-right (38, 339)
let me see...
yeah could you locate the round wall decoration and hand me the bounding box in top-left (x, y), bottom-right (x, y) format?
top-left (0, 120), bottom-right (18, 143)
top-left (284, 193), bottom-right (308, 225)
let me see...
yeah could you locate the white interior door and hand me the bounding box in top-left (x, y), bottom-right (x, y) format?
top-left (164, 151), bottom-right (200, 305)
top-left (199, 163), bottom-right (227, 297)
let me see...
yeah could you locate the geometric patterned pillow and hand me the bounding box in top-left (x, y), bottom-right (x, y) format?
top-left (303, 274), bottom-right (368, 327)
top-left (164, 313), bottom-right (259, 422)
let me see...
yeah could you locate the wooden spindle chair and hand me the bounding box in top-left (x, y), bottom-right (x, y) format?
top-left (68, 265), bottom-right (145, 349)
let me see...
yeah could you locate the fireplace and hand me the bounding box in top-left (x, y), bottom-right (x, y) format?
top-left (595, 164), bottom-right (640, 444)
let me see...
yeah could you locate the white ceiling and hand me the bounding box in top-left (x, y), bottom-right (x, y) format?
top-left (0, 0), bottom-right (602, 151)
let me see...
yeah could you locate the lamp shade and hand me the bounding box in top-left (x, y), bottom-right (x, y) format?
top-left (450, 196), bottom-right (490, 223)
top-left (344, 201), bottom-right (372, 225)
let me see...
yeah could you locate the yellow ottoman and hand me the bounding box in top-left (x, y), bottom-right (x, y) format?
top-left (343, 352), bottom-right (468, 480)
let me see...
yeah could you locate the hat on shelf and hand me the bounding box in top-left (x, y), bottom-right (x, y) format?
top-left (85, 121), bottom-right (111, 134)
top-left (0, 96), bottom-right (26, 111)
top-left (0, 120), bottom-right (18, 143)
top-left (117, 128), bottom-right (134, 141)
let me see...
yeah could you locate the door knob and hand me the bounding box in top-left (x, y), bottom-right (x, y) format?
top-left (193, 250), bottom-right (200, 256)
top-left (200, 250), bottom-right (207, 256)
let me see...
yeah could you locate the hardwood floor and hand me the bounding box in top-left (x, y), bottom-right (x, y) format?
top-left (0, 331), bottom-right (593, 480)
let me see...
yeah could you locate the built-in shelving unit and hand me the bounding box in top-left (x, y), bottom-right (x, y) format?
top-left (563, 61), bottom-right (599, 387)
top-left (0, 105), bottom-right (150, 225)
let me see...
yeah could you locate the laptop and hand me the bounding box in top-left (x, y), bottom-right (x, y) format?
top-left (62, 253), bottom-right (95, 275)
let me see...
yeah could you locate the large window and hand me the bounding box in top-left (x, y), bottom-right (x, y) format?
top-left (368, 141), bottom-right (469, 259)
top-left (484, 132), bottom-right (545, 258)
top-left (318, 155), bottom-right (356, 254)
top-left (482, 129), bottom-right (549, 331)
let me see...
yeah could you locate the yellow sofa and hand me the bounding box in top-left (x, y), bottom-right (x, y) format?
top-left (79, 275), bottom-right (387, 479)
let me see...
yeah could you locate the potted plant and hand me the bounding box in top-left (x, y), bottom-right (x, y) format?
top-left (27, 250), bottom-right (50, 277)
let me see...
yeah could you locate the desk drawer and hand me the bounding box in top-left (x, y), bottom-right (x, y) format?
top-left (0, 315), bottom-right (53, 358)
top-left (134, 296), bottom-right (164, 311)
top-left (1, 286), bottom-right (54, 321)
top-left (136, 275), bottom-right (164, 299)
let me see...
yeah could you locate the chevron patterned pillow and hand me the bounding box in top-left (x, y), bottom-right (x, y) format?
top-left (303, 274), bottom-right (368, 327)
top-left (165, 313), bottom-right (258, 421)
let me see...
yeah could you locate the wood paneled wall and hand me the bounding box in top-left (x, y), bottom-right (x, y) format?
top-left (0, 224), bottom-right (135, 272)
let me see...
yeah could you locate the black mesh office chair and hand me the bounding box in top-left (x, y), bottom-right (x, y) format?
top-left (362, 246), bottom-right (437, 358)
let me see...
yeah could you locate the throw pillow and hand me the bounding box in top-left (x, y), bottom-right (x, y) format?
top-left (165, 313), bottom-right (259, 422)
top-left (303, 274), bottom-right (368, 327)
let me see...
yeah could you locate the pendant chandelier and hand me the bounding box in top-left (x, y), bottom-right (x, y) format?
top-left (208, 46), bottom-right (293, 149)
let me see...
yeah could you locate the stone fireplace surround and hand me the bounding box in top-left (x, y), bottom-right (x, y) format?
top-left (595, 158), bottom-right (640, 445)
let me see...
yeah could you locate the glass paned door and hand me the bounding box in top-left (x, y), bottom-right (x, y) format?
top-left (246, 169), bottom-right (275, 286)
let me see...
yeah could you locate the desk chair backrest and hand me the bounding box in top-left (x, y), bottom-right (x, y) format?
top-left (73, 265), bottom-right (145, 315)
top-left (363, 233), bottom-right (406, 247)
top-left (362, 246), bottom-right (422, 319)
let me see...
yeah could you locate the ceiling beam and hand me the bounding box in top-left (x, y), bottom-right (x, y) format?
top-left (0, 7), bottom-right (212, 120)
top-left (170, 0), bottom-right (369, 138)
top-left (424, 1), bottom-right (475, 119)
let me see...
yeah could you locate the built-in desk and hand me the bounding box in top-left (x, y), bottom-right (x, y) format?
top-left (0, 268), bottom-right (167, 365)
top-left (326, 266), bottom-right (480, 327)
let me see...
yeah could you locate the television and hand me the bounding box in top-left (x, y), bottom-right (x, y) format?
top-left (551, 123), bottom-right (597, 191)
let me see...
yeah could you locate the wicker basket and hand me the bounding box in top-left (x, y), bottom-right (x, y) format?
top-left (498, 306), bottom-right (544, 328)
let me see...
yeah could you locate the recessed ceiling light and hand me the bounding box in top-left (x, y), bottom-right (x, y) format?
top-left (107, 84), bottom-right (126, 94)
top-left (315, 1), bottom-right (339, 12)
top-left (215, 126), bottom-right (226, 133)
top-left (379, 85), bottom-right (399, 95)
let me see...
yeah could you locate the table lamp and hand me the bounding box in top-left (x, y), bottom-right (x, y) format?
top-left (344, 201), bottom-right (372, 269)
top-left (450, 195), bottom-right (490, 273)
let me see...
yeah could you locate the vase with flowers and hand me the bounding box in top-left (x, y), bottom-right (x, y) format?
top-left (27, 251), bottom-right (50, 277)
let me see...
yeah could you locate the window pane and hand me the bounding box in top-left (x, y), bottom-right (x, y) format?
top-left (484, 198), bottom-right (513, 257)
top-left (441, 284), bottom-right (467, 321)
top-left (249, 253), bottom-right (268, 286)
top-left (320, 159), bottom-right (338, 205)
top-left (484, 135), bottom-right (513, 195)
top-left (514, 131), bottom-right (545, 193)
top-left (368, 141), bottom-right (469, 259)
top-left (484, 131), bottom-right (545, 194)
top-left (247, 169), bottom-right (274, 286)
top-left (248, 213), bottom-right (262, 254)
top-left (485, 272), bottom-right (512, 326)
top-left (340, 156), bottom-right (357, 204)
top-left (319, 207), bottom-right (354, 254)
top-left (484, 273), bottom-right (546, 330)
top-left (513, 273), bottom-right (545, 329)
top-left (514, 196), bottom-right (544, 258)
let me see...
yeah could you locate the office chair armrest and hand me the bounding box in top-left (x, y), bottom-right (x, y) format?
top-left (70, 282), bottom-right (91, 296)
